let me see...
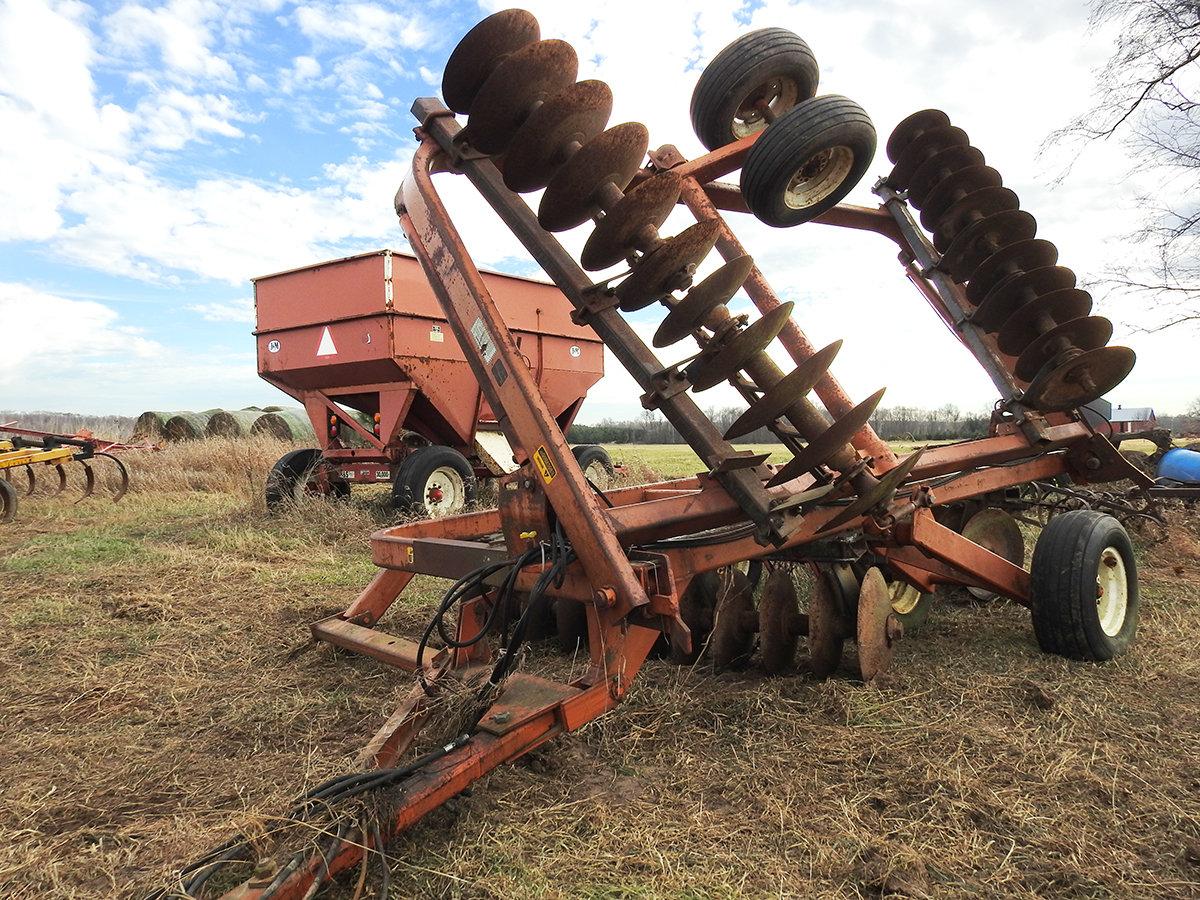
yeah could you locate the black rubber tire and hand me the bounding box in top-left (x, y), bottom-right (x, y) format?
top-left (740, 94), bottom-right (876, 227)
top-left (265, 448), bottom-right (349, 511)
top-left (393, 445), bottom-right (476, 516)
top-left (571, 444), bottom-right (614, 488)
top-left (0, 477), bottom-right (17, 524)
top-left (690, 27), bottom-right (819, 151)
top-left (1030, 510), bottom-right (1139, 661)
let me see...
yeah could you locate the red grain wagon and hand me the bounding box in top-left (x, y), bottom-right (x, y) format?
top-left (253, 249), bottom-right (608, 514)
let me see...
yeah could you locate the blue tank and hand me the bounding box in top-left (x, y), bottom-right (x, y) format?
top-left (1156, 448), bottom-right (1200, 484)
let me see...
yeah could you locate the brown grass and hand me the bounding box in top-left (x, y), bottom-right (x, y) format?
top-left (1, 445), bottom-right (1199, 898)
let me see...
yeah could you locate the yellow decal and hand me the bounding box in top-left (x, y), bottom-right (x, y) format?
top-left (533, 446), bottom-right (557, 485)
top-left (406, 545), bottom-right (415, 566)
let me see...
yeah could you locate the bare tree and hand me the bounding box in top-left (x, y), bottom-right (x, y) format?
top-left (1054, 0), bottom-right (1200, 330)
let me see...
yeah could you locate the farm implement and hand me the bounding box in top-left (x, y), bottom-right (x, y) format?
top-left (155, 11), bottom-right (1153, 897)
top-left (0, 427), bottom-right (131, 523)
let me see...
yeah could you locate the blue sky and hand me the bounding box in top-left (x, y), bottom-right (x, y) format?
top-left (2, 0), bottom-right (1196, 422)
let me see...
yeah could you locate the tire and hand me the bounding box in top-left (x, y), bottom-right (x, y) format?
top-left (265, 448), bottom-right (349, 511)
top-left (571, 444), bottom-right (614, 490)
top-left (0, 477), bottom-right (17, 524)
top-left (690, 28), bottom-right (819, 151)
top-left (1030, 510), bottom-right (1139, 661)
top-left (739, 94), bottom-right (876, 227)
top-left (887, 579), bottom-right (933, 633)
top-left (393, 446), bottom-right (476, 517)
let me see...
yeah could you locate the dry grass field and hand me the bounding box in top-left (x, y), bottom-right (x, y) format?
top-left (2, 437), bottom-right (1199, 898)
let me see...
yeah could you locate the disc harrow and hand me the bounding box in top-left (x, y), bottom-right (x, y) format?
top-left (152, 13), bottom-right (1153, 899)
top-left (0, 433), bottom-right (129, 522)
top-left (884, 109), bottom-right (1135, 413)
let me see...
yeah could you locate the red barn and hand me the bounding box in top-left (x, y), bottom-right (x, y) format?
top-left (1110, 405), bottom-right (1157, 433)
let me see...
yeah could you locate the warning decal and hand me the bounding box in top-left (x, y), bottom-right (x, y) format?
top-left (533, 446), bottom-right (557, 485)
top-left (316, 326), bottom-right (338, 356)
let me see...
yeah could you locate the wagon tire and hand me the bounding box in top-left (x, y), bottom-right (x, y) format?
top-left (1030, 510), bottom-right (1138, 661)
top-left (571, 444), bottom-right (614, 490)
top-left (266, 448), bottom-right (349, 511)
top-left (393, 445), bottom-right (476, 517)
top-left (740, 94), bottom-right (876, 227)
top-left (0, 477), bottom-right (17, 523)
top-left (690, 28), bottom-right (819, 151)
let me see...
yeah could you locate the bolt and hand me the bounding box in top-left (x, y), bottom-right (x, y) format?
top-left (885, 614), bottom-right (904, 644)
top-left (491, 711), bottom-right (512, 724)
top-left (249, 858), bottom-right (278, 887)
top-left (1085, 455), bottom-right (1101, 471)
top-left (593, 586), bottom-right (617, 608)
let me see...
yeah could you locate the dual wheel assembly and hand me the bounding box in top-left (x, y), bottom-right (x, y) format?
top-left (265, 444), bottom-right (613, 517)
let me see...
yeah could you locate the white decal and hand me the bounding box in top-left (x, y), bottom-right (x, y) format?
top-left (469, 317), bottom-right (496, 363)
top-left (317, 326), bottom-right (338, 356)
top-left (569, 344), bottom-right (581, 358)
top-left (267, 340), bottom-right (281, 353)
top-left (430, 324), bottom-right (444, 343)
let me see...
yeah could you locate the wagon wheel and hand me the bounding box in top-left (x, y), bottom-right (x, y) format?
top-left (0, 477), bottom-right (17, 524)
top-left (266, 448), bottom-right (350, 511)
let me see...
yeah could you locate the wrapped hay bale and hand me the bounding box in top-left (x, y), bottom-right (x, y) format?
top-left (205, 409), bottom-right (266, 438)
top-left (251, 409), bottom-right (316, 442)
top-left (132, 411), bottom-right (184, 440)
top-left (163, 409), bottom-right (221, 442)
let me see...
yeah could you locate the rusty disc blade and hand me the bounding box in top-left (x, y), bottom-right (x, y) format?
top-left (767, 388), bottom-right (886, 487)
top-left (932, 186), bottom-right (1021, 252)
top-left (1023, 345), bottom-right (1136, 413)
top-left (908, 145), bottom-right (986, 208)
top-left (615, 220), bottom-right (720, 311)
top-left (581, 171), bottom-right (681, 271)
top-left (685, 302), bottom-right (794, 391)
top-left (670, 571), bottom-right (720, 664)
top-left (807, 567), bottom-right (847, 679)
top-left (942, 209), bottom-right (1037, 282)
top-left (653, 255), bottom-right (753, 347)
top-left (537, 123), bottom-right (649, 232)
top-left (963, 239), bottom-right (1060, 305)
top-left (918, 164), bottom-right (1004, 230)
top-left (725, 340), bottom-right (842, 439)
top-left (971, 265), bottom-right (1076, 327)
top-left (503, 80), bottom-right (613, 193)
top-left (759, 570), bottom-right (802, 675)
top-left (710, 568), bottom-right (755, 671)
top-left (888, 125), bottom-right (970, 190)
top-left (886, 108), bottom-right (952, 163)
top-left (1014, 315), bottom-right (1112, 382)
top-left (443, 9), bottom-right (541, 114)
top-left (465, 40), bottom-right (579, 155)
top-left (960, 508), bottom-right (1025, 601)
top-left (819, 448), bottom-right (924, 533)
top-left (856, 567), bottom-right (897, 684)
top-left (996, 288), bottom-right (1093, 356)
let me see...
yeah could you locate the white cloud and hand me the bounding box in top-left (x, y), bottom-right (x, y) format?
top-left (187, 299), bottom-right (255, 324)
top-left (104, 0), bottom-right (237, 84)
top-left (132, 88), bottom-right (251, 149)
top-left (294, 2), bottom-right (429, 53)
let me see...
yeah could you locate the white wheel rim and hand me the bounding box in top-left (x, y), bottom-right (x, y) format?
top-left (784, 145), bottom-right (854, 209)
top-left (888, 580), bottom-right (922, 616)
top-left (423, 465), bottom-right (465, 517)
top-left (1096, 546), bottom-right (1128, 637)
top-left (584, 459), bottom-right (611, 490)
top-left (732, 77), bottom-right (799, 139)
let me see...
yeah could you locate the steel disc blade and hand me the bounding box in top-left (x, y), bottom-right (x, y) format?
top-left (888, 125), bottom-right (970, 190)
top-left (685, 302), bottom-right (794, 392)
top-left (942, 209), bottom-right (1037, 282)
top-left (465, 40), bottom-right (578, 155)
top-left (581, 171), bottom-right (681, 271)
top-left (886, 109), bottom-right (951, 164)
top-left (908, 145), bottom-right (986, 208)
top-left (710, 568), bottom-right (756, 671)
top-left (766, 388), bottom-right (886, 487)
top-left (996, 288), bottom-right (1093, 356)
top-left (932, 186), bottom-right (1021, 252)
top-left (653, 255), bottom-right (753, 347)
top-left (725, 340), bottom-right (842, 439)
top-left (671, 571), bottom-right (720, 663)
top-left (963, 239), bottom-right (1059, 305)
top-left (1014, 315), bottom-right (1112, 382)
top-left (918, 165), bottom-right (1003, 230)
top-left (807, 568), bottom-right (845, 679)
top-left (537, 123), bottom-right (649, 232)
top-left (960, 508), bottom-right (1025, 601)
top-left (759, 570), bottom-right (802, 675)
top-left (819, 448), bottom-right (924, 533)
top-left (503, 80), bottom-right (613, 193)
top-left (443, 9), bottom-right (541, 114)
top-left (971, 265), bottom-right (1076, 327)
top-left (856, 567), bottom-right (896, 683)
top-left (615, 220), bottom-right (720, 311)
top-left (1023, 346), bottom-right (1136, 413)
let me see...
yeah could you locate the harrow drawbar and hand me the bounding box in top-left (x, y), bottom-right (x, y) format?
top-left (151, 10), bottom-right (1149, 898)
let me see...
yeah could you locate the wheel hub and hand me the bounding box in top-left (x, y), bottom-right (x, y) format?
top-left (785, 145), bottom-right (854, 209)
top-left (1096, 547), bottom-right (1128, 636)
